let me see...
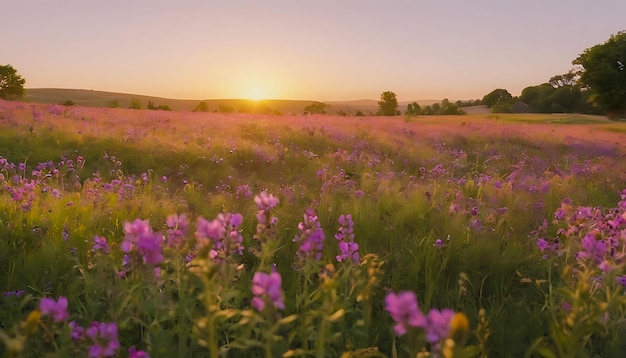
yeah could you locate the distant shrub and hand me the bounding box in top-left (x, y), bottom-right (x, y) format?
top-left (193, 102), bottom-right (209, 112)
top-left (61, 100), bottom-right (75, 106)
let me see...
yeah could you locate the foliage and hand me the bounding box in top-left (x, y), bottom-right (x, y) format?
top-left (574, 30), bottom-right (626, 118)
top-left (193, 101), bottom-right (209, 112)
top-left (147, 101), bottom-right (172, 111)
top-left (481, 89), bottom-right (512, 108)
top-left (0, 64), bottom-right (26, 100)
top-left (377, 91), bottom-right (398, 116)
top-left (304, 101), bottom-right (328, 115)
top-left (61, 100), bottom-right (76, 106)
top-left (218, 104), bottom-right (234, 113)
top-left (406, 101), bottom-right (421, 115)
top-left (129, 98), bottom-right (142, 110)
top-left (489, 100), bottom-right (514, 113)
top-left (520, 82), bottom-right (599, 114)
top-left (108, 99), bottom-right (122, 108)
top-left (408, 99), bottom-right (465, 116)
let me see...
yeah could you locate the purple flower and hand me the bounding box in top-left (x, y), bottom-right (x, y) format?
top-left (195, 213), bottom-right (244, 260)
top-left (122, 219), bottom-right (152, 253)
top-left (69, 320), bottom-right (84, 340)
top-left (385, 291), bottom-right (427, 336)
top-left (434, 239), bottom-right (443, 248)
top-left (578, 231), bottom-right (606, 264)
top-left (294, 208), bottom-right (325, 262)
top-left (335, 214), bottom-right (359, 263)
top-left (616, 275), bottom-right (626, 287)
top-left (166, 213), bottom-right (188, 248)
top-left (92, 235), bottom-right (110, 253)
top-left (136, 233), bottom-right (164, 265)
top-left (424, 308), bottom-right (455, 344)
top-left (40, 296), bottom-right (69, 322)
top-left (129, 347), bottom-right (150, 358)
top-left (254, 191), bottom-right (280, 210)
top-left (86, 321), bottom-right (120, 358)
top-left (251, 271), bottom-right (285, 311)
top-left (2, 290), bottom-right (24, 297)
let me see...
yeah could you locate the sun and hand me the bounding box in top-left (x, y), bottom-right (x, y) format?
top-left (245, 87), bottom-right (267, 101)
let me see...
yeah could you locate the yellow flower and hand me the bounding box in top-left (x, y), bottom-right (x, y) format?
top-left (21, 310), bottom-right (41, 335)
top-left (448, 312), bottom-right (470, 345)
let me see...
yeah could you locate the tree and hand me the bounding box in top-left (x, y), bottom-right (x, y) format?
top-left (303, 101), bottom-right (328, 114)
top-left (574, 31), bottom-right (626, 118)
top-left (109, 99), bottom-right (122, 108)
top-left (406, 101), bottom-right (421, 115)
top-left (0, 64), bottom-right (26, 100)
top-left (193, 102), bottom-right (209, 112)
top-left (378, 91), bottom-right (398, 116)
top-left (481, 89), bottom-right (512, 107)
top-left (129, 98), bottom-right (142, 110)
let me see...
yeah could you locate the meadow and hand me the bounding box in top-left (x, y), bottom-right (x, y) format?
top-left (1, 99), bottom-right (625, 357)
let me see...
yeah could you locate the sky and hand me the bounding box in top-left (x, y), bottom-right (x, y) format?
top-left (2, 0), bottom-right (625, 102)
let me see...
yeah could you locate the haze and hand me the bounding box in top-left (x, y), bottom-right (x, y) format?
top-left (2, 0), bottom-right (625, 101)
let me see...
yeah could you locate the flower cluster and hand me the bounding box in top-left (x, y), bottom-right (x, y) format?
top-left (335, 214), bottom-right (359, 263)
top-left (85, 321), bottom-right (120, 358)
top-left (119, 219), bottom-right (164, 278)
top-left (385, 291), bottom-right (457, 344)
top-left (195, 212), bottom-right (244, 261)
top-left (294, 208), bottom-right (325, 262)
top-left (165, 213), bottom-right (188, 248)
top-left (254, 191), bottom-right (280, 236)
top-left (251, 270), bottom-right (285, 312)
top-left (40, 296), bottom-right (69, 323)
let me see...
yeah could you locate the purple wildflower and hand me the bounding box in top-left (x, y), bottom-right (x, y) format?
top-left (2, 290), bottom-right (24, 297)
top-left (129, 347), bottom-right (150, 358)
top-left (136, 233), bottom-right (164, 265)
top-left (165, 213), bottom-right (188, 248)
top-left (424, 308), bottom-right (455, 344)
top-left (616, 275), bottom-right (626, 287)
top-left (294, 208), bottom-right (325, 262)
top-left (335, 214), bottom-right (359, 263)
top-left (122, 219), bottom-right (152, 253)
top-left (92, 235), bottom-right (110, 254)
top-left (86, 321), bottom-right (120, 358)
top-left (40, 296), bottom-right (69, 322)
top-left (254, 191), bottom-right (280, 210)
top-left (385, 291), bottom-right (427, 336)
top-left (195, 213), bottom-right (244, 260)
top-left (69, 320), bottom-right (84, 340)
top-left (251, 271), bottom-right (285, 311)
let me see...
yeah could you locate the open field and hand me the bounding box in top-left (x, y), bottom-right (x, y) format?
top-left (1, 100), bottom-right (626, 357)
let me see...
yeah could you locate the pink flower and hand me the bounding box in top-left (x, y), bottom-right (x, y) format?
top-left (40, 296), bottom-right (69, 322)
top-left (251, 271), bottom-right (285, 311)
top-left (385, 291), bottom-right (427, 336)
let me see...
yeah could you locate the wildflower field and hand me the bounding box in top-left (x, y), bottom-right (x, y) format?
top-left (1, 99), bottom-right (626, 357)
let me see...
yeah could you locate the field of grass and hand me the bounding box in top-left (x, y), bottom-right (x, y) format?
top-left (1, 100), bottom-right (626, 357)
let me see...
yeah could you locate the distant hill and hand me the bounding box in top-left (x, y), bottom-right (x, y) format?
top-left (25, 88), bottom-right (446, 115)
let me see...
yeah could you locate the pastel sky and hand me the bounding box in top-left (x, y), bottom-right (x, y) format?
top-left (2, 0), bottom-right (625, 101)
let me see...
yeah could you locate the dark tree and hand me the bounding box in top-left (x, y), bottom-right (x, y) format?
top-left (303, 101), bottom-right (328, 114)
top-left (574, 30), bottom-right (626, 118)
top-left (406, 101), bottom-right (421, 115)
top-left (378, 91), bottom-right (398, 116)
top-left (193, 102), bottom-right (209, 112)
top-left (0, 64), bottom-right (26, 100)
top-left (481, 89), bottom-right (512, 107)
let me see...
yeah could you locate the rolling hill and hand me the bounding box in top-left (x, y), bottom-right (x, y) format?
top-left (25, 88), bottom-right (446, 115)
